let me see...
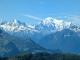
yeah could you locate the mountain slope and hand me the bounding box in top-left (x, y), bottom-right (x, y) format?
top-left (0, 17), bottom-right (80, 54)
top-left (0, 29), bottom-right (49, 57)
top-left (0, 29), bottom-right (19, 57)
top-left (38, 29), bottom-right (80, 53)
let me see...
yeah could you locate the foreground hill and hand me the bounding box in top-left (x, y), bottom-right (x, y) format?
top-left (0, 52), bottom-right (80, 60)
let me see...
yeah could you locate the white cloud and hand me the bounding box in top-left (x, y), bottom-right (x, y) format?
top-left (66, 15), bottom-right (80, 25)
top-left (24, 15), bottom-right (42, 21)
top-left (24, 14), bottom-right (80, 25)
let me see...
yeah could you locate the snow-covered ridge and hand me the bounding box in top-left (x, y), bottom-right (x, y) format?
top-left (0, 17), bottom-right (80, 32)
top-left (36, 17), bottom-right (72, 31)
top-left (0, 19), bottom-right (36, 32)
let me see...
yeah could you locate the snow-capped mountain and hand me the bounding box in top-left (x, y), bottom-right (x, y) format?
top-left (35, 17), bottom-right (72, 32)
top-left (0, 17), bottom-right (80, 55)
top-left (0, 17), bottom-right (79, 33)
top-left (0, 19), bottom-right (36, 32)
top-left (0, 17), bottom-right (75, 43)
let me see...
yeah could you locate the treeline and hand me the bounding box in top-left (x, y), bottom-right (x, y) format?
top-left (0, 52), bottom-right (80, 60)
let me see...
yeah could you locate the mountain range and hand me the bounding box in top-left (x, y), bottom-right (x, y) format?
top-left (0, 17), bottom-right (80, 57)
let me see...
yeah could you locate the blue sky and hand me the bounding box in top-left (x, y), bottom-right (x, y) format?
top-left (0, 0), bottom-right (80, 24)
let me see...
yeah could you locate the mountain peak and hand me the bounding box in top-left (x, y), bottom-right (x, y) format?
top-left (41, 17), bottom-right (53, 25)
top-left (13, 19), bottom-right (17, 24)
top-left (39, 17), bottom-right (72, 31)
top-left (0, 17), bottom-right (79, 32)
top-left (12, 19), bottom-right (22, 25)
top-left (44, 17), bottom-right (53, 21)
